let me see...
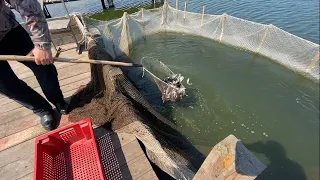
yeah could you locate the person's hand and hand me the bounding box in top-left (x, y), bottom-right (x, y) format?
top-left (29, 48), bottom-right (54, 65)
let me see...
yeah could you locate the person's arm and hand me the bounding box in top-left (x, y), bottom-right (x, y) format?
top-left (8, 0), bottom-right (53, 65)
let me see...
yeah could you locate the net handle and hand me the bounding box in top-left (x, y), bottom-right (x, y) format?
top-left (0, 55), bottom-right (142, 67)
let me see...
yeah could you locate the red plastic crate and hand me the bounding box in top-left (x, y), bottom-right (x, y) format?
top-left (34, 118), bottom-right (105, 180)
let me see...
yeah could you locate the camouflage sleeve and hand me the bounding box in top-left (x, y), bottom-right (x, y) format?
top-left (9, 0), bottom-right (51, 50)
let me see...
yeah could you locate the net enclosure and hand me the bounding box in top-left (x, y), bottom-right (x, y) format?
top-left (68, 1), bottom-right (319, 179)
top-left (78, 2), bottom-right (319, 81)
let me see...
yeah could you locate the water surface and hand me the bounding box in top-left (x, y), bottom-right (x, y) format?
top-left (130, 32), bottom-right (319, 180)
top-left (23, 0), bottom-right (319, 43)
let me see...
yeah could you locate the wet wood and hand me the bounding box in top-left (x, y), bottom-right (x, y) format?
top-left (193, 135), bottom-right (266, 180)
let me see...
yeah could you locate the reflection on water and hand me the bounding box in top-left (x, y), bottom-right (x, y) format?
top-left (130, 32), bottom-right (319, 180)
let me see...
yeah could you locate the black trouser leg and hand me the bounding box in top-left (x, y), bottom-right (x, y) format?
top-left (0, 61), bottom-right (53, 115)
top-left (0, 25), bottom-right (64, 116)
top-left (21, 62), bottom-right (64, 106)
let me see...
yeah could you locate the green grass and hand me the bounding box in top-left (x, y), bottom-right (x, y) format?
top-left (89, 3), bottom-right (163, 21)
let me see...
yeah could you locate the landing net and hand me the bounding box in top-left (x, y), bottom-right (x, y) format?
top-left (141, 57), bottom-right (186, 102)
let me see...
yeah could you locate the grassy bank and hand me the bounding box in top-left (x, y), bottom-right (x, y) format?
top-left (90, 3), bottom-right (163, 21)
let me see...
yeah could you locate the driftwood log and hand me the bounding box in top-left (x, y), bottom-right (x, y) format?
top-left (194, 135), bottom-right (266, 180)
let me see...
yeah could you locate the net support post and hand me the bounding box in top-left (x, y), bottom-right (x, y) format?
top-left (219, 14), bottom-right (227, 43)
top-left (119, 12), bottom-right (131, 56)
top-left (183, 1), bottom-right (187, 24)
top-left (60, 0), bottom-right (79, 48)
top-left (141, 8), bottom-right (144, 25)
top-left (176, 0), bottom-right (179, 13)
top-left (256, 24), bottom-right (273, 53)
top-left (183, 1), bottom-right (187, 19)
top-left (201, 6), bottom-right (205, 26)
top-left (161, 2), bottom-right (168, 26)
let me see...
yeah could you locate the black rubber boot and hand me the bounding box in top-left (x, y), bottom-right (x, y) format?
top-left (55, 101), bottom-right (71, 115)
top-left (40, 111), bottom-right (59, 131)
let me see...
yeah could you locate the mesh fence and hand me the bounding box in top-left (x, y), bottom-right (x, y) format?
top-left (81, 2), bottom-right (319, 81)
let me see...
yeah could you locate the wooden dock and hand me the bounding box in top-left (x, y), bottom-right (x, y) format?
top-left (0, 43), bottom-right (158, 180)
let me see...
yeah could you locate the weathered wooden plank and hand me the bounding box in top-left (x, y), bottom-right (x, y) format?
top-left (17, 172), bottom-right (33, 180)
top-left (193, 135), bottom-right (266, 180)
top-left (0, 86), bottom-right (88, 137)
top-left (0, 115), bottom-right (69, 152)
top-left (122, 154), bottom-right (155, 180)
top-left (0, 77), bottom-right (90, 125)
top-left (8, 60), bottom-right (78, 79)
top-left (0, 107), bottom-right (33, 126)
top-left (51, 29), bottom-right (81, 40)
top-left (56, 63), bottom-right (91, 81)
top-left (115, 139), bottom-right (144, 166)
top-left (48, 18), bottom-right (70, 30)
top-left (6, 47), bottom-right (86, 80)
top-left (0, 101), bottom-right (23, 114)
top-left (0, 72), bottom-right (90, 106)
top-left (52, 34), bottom-right (82, 47)
top-left (137, 169), bottom-right (159, 180)
top-left (0, 151), bottom-right (34, 180)
top-left (0, 139), bottom-right (34, 168)
top-left (8, 62), bottom-right (30, 74)
top-left (0, 114), bottom-right (38, 139)
top-left (11, 62), bottom-right (75, 80)
top-left (0, 61), bottom-right (89, 99)
top-left (50, 23), bottom-right (80, 34)
top-left (0, 70), bottom-right (90, 109)
top-left (111, 132), bottom-right (136, 150)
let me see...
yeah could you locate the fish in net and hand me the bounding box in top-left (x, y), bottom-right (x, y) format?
top-left (68, 39), bottom-right (205, 179)
top-left (141, 57), bottom-right (186, 102)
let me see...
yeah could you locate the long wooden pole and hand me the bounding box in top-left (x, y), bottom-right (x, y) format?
top-left (0, 55), bottom-right (142, 67)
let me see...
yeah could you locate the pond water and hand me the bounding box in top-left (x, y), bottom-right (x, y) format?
top-left (16, 0), bottom-right (318, 43)
top-left (130, 32), bottom-right (319, 180)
